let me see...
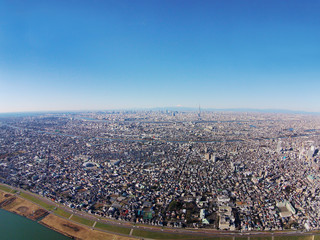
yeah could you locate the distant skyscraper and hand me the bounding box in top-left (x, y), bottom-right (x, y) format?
top-left (198, 105), bottom-right (201, 119)
top-left (277, 140), bottom-right (282, 153)
top-left (307, 146), bottom-right (315, 160)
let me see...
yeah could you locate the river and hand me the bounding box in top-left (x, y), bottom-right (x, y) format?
top-left (0, 209), bottom-right (70, 240)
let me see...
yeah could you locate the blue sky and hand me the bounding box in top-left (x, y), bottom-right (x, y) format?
top-left (0, 0), bottom-right (320, 113)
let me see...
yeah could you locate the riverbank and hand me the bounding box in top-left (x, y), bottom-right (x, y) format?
top-left (0, 188), bottom-right (136, 240)
top-left (0, 209), bottom-right (71, 240)
top-left (2, 184), bottom-right (320, 240)
top-left (0, 184), bottom-right (215, 239)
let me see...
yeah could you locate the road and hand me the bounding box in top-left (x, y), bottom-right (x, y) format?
top-left (2, 183), bottom-right (320, 239)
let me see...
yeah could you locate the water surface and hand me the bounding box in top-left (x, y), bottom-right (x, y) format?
top-left (0, 209), bottom-right (70, 240)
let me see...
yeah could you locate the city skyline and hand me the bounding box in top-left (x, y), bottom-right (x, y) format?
top-left (1, 0), bottom-right (320, 113)
top-left (1, 111), bottom-right (320, 234)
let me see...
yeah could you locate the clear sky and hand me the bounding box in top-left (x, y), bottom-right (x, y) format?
top-left (0, 0), bottom-right (320, 113)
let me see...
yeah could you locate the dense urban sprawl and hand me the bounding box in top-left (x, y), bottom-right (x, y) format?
top-left (0, 111), bottom-right (320, 231)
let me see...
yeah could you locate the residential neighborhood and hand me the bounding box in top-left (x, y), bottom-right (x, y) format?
top-left (1, 111), bottom-right (320, 232)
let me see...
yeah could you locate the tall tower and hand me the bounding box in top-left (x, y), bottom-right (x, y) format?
top-left (277, 140), bottom-right (282, 153)
top-left (198, 105), bottom-right (201, 119)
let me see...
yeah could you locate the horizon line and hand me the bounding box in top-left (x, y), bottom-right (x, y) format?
top-left (0, 107), bottom-right (320, 115)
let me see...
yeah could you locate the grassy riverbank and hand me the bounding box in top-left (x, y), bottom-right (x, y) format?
top-left (1, 183), bottom-right (320, 240)
top-left (0, 187), bottom-right (135, 240)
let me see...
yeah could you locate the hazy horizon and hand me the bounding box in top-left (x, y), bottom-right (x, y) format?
top-left (1, 106), bottom-right (320, 115)
top-left (1, 0), bottom-right (320, 113)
